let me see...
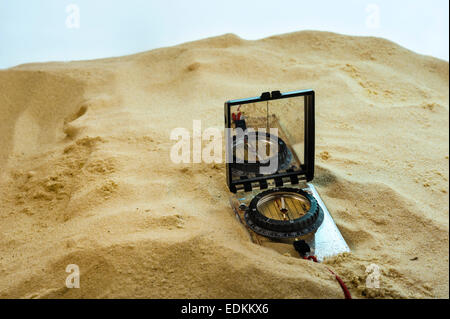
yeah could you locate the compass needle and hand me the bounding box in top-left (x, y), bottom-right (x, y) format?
top-left (280, 197), bottom-right (288, 220)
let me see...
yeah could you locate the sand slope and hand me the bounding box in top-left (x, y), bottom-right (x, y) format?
top-left (0, 31), bottom-right (448, 298)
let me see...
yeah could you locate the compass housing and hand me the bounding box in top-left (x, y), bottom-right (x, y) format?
top-left (225, 90), bottom-right (315, 193)
top-left (244, 187), bottom-right (324, 239)
top-left (225, 90), bottom-right (348, 255)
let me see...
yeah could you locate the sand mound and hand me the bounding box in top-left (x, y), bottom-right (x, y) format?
top-left (0, 31), bottom-right (448, 298)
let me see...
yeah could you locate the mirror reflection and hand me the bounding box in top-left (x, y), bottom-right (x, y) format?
top-left (229, 95), bottom-right (305, 180)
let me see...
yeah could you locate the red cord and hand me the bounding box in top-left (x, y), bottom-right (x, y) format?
top-left (327, 268), bottom-right (352, 299)
top-left (304, 255), bottom-right (318, 262)
top-left (303, 256), bottom-right (352, 299)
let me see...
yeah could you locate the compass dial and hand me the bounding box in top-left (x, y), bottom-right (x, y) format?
top-left (256, 191), bottom-right (311, 221)
top-left (244, 187), bottom-right (324, 238)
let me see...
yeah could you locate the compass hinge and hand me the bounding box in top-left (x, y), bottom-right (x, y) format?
top-left (234, 174), bottom-right (307, 193)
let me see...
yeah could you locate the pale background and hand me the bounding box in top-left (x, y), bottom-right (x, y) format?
top-left (0, 0), bottom-right (448, 69)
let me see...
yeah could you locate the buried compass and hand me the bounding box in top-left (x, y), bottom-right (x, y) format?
top-left (224, 89), bottom-right (349, 261)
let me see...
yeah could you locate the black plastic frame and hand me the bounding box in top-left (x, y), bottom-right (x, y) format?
top-left (225, 89), bottom-right (315, 193)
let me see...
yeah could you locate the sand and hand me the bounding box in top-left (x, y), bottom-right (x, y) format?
top-left (0, 31), bottom-right (448, 299)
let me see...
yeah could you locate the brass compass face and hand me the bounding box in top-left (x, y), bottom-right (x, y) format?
top-left (256, 191), bottom-right (311, 221)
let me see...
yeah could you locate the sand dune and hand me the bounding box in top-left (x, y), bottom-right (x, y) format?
top-left (0, 31), bottom-right (448, 298)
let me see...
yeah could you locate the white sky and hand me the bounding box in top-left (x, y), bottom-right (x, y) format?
top-left (0, 0), bottom-right (448, 69)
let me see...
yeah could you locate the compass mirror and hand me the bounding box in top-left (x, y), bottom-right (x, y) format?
top-left (225, 90), bottom-right (315, 192)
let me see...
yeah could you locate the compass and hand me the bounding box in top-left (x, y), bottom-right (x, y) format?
top-left (244, 187), bottom-right (324, 239)
top-left (225, 90), bottom-right (350, 261)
